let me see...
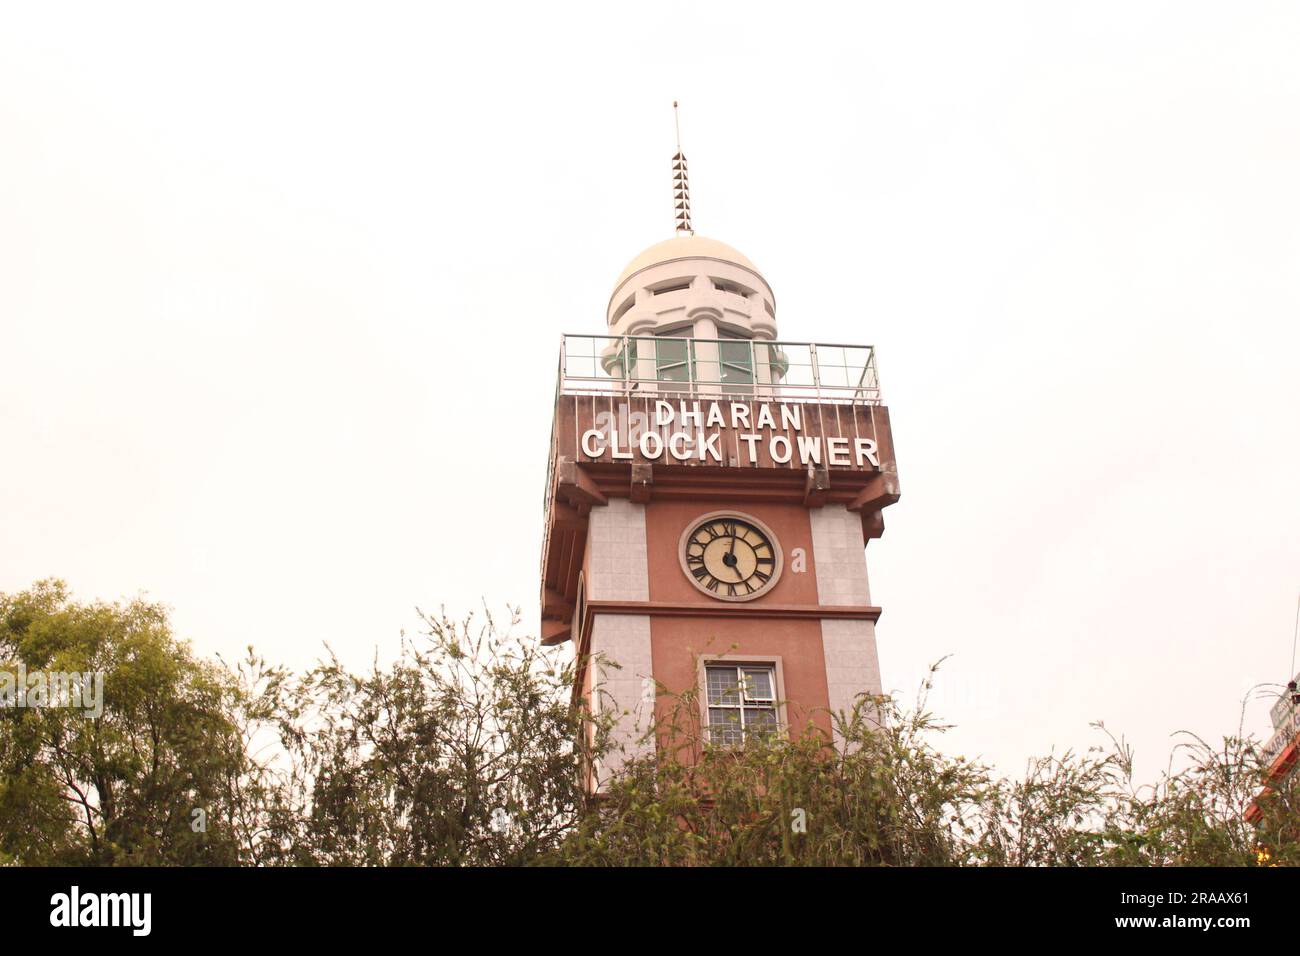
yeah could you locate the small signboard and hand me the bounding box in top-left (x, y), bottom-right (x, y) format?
top-left (1269, 672), bottom-right (1300, 731)
top-left (1261, 709), bottom-right (1300, 768)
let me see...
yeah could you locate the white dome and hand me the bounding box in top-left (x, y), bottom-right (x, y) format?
top-left (605, 233), bottom-right (776, 340)
top-left (613, 235), bottom-right (761, 290)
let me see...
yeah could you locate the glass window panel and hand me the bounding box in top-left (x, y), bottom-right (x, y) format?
top-left (709, 708), bottom-right (743, 746)
top-left (706, 667), bottom-right (740, 706)
top-left (742, 668), bottom-right (774, 701)
top-left (655, 337), bottom-right (691, 383)
top-left (719, 339), bottom-right (752, 366)
top-left (719, 340), bottom-right (754, 387)
top-left (744, 707), bottom-right (779, 739)
top-left (656, 338), bottom-right (688, 365)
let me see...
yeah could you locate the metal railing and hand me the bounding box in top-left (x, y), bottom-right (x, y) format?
top-left (557, 334), bottom-right (882, 406)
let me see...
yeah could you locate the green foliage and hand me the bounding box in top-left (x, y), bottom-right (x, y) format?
top-left (0, 580), bottom-right (260, 864)
top-left (562, 662), bottom-right (1300, 867)
top-left (557, 671), bottom-right (987, 866)
top-left (253, 606), bottom-right (611, 866)
top-left (1, 580), bottom-right (1294, 867)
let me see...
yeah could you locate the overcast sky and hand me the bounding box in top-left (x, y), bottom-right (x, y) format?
top-left (2, 1), bottom-right (1297, 783)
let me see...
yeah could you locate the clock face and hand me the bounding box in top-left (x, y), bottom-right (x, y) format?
top-left (680, 513), bottom-right (782, 601)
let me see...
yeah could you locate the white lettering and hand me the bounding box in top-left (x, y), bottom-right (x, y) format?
top-left (796, 435), bottom-right (822, 465)
top-left (770, 435), bottom-right (792, 464)
top-left (639, 430), bottom-right (664, 459)
top-left (50, 887), bottom-right (151, 937)
top-left (668, 431), bottom-right (693, 461)
top-left (854, 438), bottom-right (880, 467)
top-left (580, 429), bottom-right (606, 458)
top-left (826, 437), bottom-right (850, 466)
top-left (738, 433), bottom-right (761, 464)
top-left (655, 400), bottom-right (675, 426)
top-left (730, 403), bottom-right (751, 429)
top-left (698, 431), bottom-right (723, 462)
top-left (610, 427), bottom-right (633, 460)
top-left (780, 405), bottom-right (802, 431)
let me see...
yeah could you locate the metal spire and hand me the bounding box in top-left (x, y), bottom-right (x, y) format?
top-left (672, 101), bottom-right (693, 235)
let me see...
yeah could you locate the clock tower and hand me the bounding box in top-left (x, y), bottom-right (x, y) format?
top-left (540, 150), bottom-right (900, 789)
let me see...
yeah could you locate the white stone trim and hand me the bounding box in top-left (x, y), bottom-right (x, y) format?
top-left (809, 504), bottom-right (871, 606)
top-left (820, 618), bottom-right (883, 749)
top-left (586, 498), bottom-right (649, 602)
top-left (590, 613), bottom-right (655, 786)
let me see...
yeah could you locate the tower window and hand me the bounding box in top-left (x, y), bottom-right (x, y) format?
top-left (650, 280), bottom-right (692, 296)
top-left (705, 663), bottom-right (779, 745)
top-left (718, 328), bottom-right (755, 390)
top-left (653, 328), bottom-right (693, 384)
top-left (711, 278), bottom-right (753, 297)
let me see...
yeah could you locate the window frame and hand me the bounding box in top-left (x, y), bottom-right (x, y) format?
top-left (698, 654), bottom-right (788, 747)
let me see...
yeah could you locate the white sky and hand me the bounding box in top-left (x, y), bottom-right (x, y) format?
top-left (1, 1), bottom-right (1297, 784)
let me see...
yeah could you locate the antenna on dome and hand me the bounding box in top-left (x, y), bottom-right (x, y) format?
top-left (672, 101), bottom-right (693, 236)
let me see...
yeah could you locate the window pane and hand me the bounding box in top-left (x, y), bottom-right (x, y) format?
top-left (721, 363), bottom-right (753, 385)
top-left (656, 338), bottom-right (688, 364)
top-left (719, 339), bottom-right (752, 366)
top-left (744, 707), bottom-right (779, 739)
top-left (657, 362), bottom-right (691, 383)
top-left (656, 337), bottom-right (690, 383)
top-left (709, 708), bottom-right (743, 746)
top-left (742, 668), bottom-right (774, 701)
top-left (706, 667), bottom-right (740, 706)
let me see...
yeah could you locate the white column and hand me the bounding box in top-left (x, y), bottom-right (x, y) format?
top-left (809, 505), bottom-right (883, 747)
top-left (586, 499), bottom-right (654, 785)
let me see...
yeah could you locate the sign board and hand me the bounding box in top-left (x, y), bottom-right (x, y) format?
top-left (1260, 709), bottom-right (1300, 768)
top-left (1270, 673), bottom-right (1300, 731)
top-left (556, 396), bottom-right (895, 473)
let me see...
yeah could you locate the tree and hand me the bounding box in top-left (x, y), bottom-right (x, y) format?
top-left (3, 579), bottom-right (1294, 867)
top-left (262, 606), bottom-right (610, 866)
top-left (561, 662), bottom-right (1300, 867)
top-left (559, 665), bottom-right (989, 866)
top-left (0, 579), bottom-right (270, 864)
